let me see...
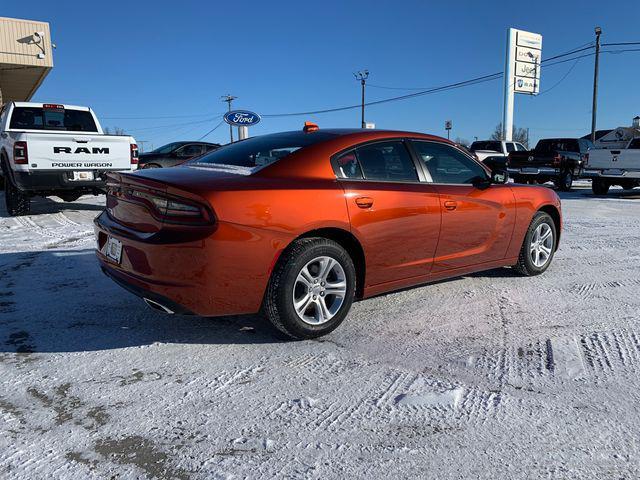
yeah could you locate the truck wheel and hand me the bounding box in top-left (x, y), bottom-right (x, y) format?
top-left (4, 180), bottom-right (30, 216)
top-left (555, 170), bottom-right (573, 191)
top-left (592, 178), bottom-right (610, 195)
top-left (263, 237), bottom-right (356, 340)
top-left (513, 211), bottom-right (557, 276)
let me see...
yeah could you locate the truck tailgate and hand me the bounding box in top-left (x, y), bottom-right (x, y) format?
top-left (508, 151), bottom-right (555, 168)
top-left (25, 133), bottom-right (132, 170)
top-left (588, 149), bottom-right (640, 171)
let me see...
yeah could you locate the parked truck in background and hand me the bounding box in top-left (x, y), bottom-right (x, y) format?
top-left (507, 138), bottom-right (593, 191)
top-left (469, 140), bottom-right (528, 162)
top-left (0, 102), bottom-right (138, 216)
top-left (584, 138), bottom-right (640, 195)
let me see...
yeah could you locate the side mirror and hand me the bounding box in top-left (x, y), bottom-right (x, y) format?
top-left (491, 170), bottom-right (509, 184)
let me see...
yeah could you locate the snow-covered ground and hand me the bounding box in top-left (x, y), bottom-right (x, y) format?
top-left (1, 183), bottom-right (640, 479)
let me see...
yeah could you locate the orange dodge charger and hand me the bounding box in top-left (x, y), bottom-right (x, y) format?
top-left (95, 126), bottom-right (561, 339)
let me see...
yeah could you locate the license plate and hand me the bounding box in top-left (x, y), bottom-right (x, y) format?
top-left (70, 171), bottom-right (94, 181)
top-left (521, 167), bottom-right (539, 174)
top-left (105, 237), bottom-right (123, 264)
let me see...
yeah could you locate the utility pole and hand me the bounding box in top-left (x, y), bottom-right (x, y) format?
top-left (221, 94), bottom-right (237, 143)
top-left (591, 27), bottom-right (602, 143)
top-left (354, 70), bottom-right (369, 128)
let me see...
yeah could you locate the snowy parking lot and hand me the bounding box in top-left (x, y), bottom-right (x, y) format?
top-left (1, 183), bottom-right (640, 479)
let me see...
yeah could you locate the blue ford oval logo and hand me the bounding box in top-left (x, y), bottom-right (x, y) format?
top-left (223, 110), bottom-right (261, 127)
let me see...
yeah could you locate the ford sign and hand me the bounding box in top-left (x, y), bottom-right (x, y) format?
top-left (223, 110), bottom-right (261, 127)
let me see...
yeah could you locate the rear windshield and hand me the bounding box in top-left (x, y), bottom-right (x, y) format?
top-left (470, 141), bottom-right (502, 152)
top-left (192, 131), bottom-right (337, 170)
top-left (536, 139), bottom-right (579, 152)
top-left (9, 106), bottom-right (98, 132)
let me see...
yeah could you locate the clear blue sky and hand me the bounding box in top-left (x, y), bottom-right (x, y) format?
top-left (4, 0), bottom-right (640, 149)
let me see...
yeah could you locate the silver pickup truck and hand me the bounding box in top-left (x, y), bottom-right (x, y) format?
top-left (0, 102), bottom-right (138, 216)
top-left (584, 138), bottom-right (640, 194)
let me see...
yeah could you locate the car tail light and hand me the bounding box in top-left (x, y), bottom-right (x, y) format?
top-left (14, 141), bottom-right (28, 165)
top-left (110, 185), bottom-right (214, 225)
top-left (583, 153), bottom-right (589, 165)
top-left (130, 144), bottom-right (139, 165)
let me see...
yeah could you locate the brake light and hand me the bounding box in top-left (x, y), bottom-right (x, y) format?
top-left (43, 103), bottom-right (64, 110)
top-left (110, 185), bottom-right (214, 225)
top-left (14, 141), bottom-right (28, 165)
top-left (583, 153), bottom-right (589, 165)
top-left (130, 144), bottom-right (139, 165)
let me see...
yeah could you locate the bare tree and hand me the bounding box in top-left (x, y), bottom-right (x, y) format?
top-left (104, 126), bottom-right (126, 136)
top-left (454, 137), bottom-right (470, 148)
top-left (490, 123), bottom-right (529, 148)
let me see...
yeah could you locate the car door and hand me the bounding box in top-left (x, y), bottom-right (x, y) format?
top-left (409, 140), bottom-right (516, 273)
top-left (335, 139), bottom-right (441, 287)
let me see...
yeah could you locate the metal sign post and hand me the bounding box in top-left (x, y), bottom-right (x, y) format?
top-left (502, 28), bottom-right (542, 141)
top-left (445, 120), bottom-right (452, 140)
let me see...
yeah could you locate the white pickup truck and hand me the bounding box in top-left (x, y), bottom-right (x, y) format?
top-left (469, 140), bottom-right (528, 162)
top-left (585, 138), bottom-right (640, 195)
top-left (0, 102), bottom-right (138, 216)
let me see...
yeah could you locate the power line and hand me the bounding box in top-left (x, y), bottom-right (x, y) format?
top-left (125, 117), bottom-right (216, 132)
top-left (198, 119), bottom-right (225, 141)
top-left (102, 112), bottom-right (222, 120)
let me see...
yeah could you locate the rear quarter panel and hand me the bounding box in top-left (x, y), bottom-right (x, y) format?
top-left (505, 185), bottom-right (562, 258)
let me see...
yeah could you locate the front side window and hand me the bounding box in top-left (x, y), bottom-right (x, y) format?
top-left (355, 141), bottom-right (418, 182)
top-left (628, 138), bottom-right (640, 149)
top-left (515, 143), bottom-right (527, 151)
top-left (9, 107), bottom-right (98, 132)
top-left (411, 141), bottom-right (487, 184)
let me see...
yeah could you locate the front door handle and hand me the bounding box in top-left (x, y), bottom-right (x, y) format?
top-left (444, 200), bottom-right (457, 210)
top-left (355, 196), bottom-right (374, 209)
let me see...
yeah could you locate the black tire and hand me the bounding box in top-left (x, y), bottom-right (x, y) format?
top-left (263, 237), bottom-right (356, 340)
top-left (592, 178), bottom-right (610, 195)
top-left (555, 170), bottom-right (573, 191)
top-left (513, 211), bottom-right (557, 276)
top-left (4, 179), bottom-right (30, 216)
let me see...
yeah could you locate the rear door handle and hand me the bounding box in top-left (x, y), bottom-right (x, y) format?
top-left (444, 200), bottom-right (457, 210)
top-left (355, 196), bottom-right (374, 209)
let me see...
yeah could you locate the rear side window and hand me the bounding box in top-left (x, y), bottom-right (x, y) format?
top-left (193, 131), bottom-right (337, 170)
top-left (505, 143), bottom-right (516, 152)
top-left (355, 141), bottom-right (418, 182)
top-left (411, 141), bottom-right (487, 184)
top-left (335, 150), bottom-right (363, 179)
top-left (9, 107), bottom-right (98, 132)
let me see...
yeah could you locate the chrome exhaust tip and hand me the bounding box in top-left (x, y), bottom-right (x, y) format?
top-left (143, 298), bottom-right (175, 314)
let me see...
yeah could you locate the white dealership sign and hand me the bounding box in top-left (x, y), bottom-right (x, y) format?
top-left (502, 28), bottom-right (543, 140)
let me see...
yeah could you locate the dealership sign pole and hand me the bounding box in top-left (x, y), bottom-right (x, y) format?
top-left (223, 110), bottom-right (261, 142)
top-left (502, 28), bottom-right (542, 141)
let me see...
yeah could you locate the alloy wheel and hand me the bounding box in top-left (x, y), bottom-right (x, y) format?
top-left (530, 223), bottom-right (553, 268)
top-left (292, 256), bottom-right (347, 325)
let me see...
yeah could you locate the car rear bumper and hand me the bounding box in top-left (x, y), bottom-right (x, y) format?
top-left (94, 210), bottom-right (290, 317)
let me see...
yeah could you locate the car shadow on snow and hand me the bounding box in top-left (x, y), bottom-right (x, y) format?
top-left (0, 194), bottom-right (105, 218)
top-left (0, 249), bottom-right (285, 354)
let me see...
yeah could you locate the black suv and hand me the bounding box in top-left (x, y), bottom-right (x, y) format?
top-left (138, 141), bottom-right (220, 168)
